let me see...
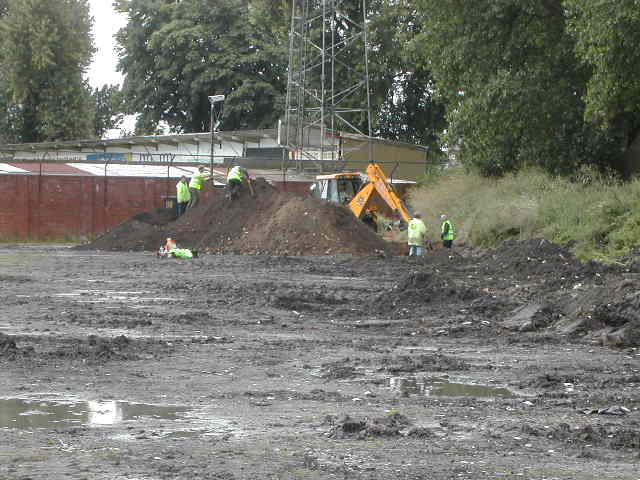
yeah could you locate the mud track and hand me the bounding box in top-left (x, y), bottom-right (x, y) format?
top-left (1, 243), bottom-right (640, 479)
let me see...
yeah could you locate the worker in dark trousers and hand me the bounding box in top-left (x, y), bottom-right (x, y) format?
top-left (440, 214), bottom-right (455, 248)
top-left (188, 166), bottom-right (209, 209)
top-left (226, 165), bottom-right (252, 200)
top-left (176, 176), bottom-right (190, 216)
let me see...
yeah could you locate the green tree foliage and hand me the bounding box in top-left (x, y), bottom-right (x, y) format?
top-left (567, 0), bottom-right (640, 151)
top-left (413, 0), bottom-right (624, 176)
top-left (115, 0), bottom-right (287, 133)
top-left (368, 0), bottom-right (446, 147)
top-left (0, 0), bottom-right (95, 142)
top-left (115, 0), bottom-right (446, 147)
top-left (93, 84), bottom-right (125, 139)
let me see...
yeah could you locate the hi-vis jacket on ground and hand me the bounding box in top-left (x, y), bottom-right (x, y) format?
top-left (408, 218), bottom-right (427, 246)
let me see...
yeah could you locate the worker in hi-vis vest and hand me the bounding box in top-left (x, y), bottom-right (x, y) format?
top-left (188, 166), bottom-right (210, 209)
top-left (440, 214), bottom-right (455, 249)
top-left (226, 165), bottom-right (252, 200)
top-left (407, 213), bottom-right (427, 257)
top-left (176, 176), bottom-right (190, 216)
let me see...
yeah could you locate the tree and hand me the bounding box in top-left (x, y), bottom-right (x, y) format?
top-left (92, 84), bottom-right (125, 139)
top-left (367, 0), bottom-right (446, 147)
top-left (566, 0), bottom-right (640, 170)
top-left (0, 0), bottom-right (95, 143)
top-left (115, 0), bottom-right (287, 133)
top-left (412, 0), bottom-right (624, 176)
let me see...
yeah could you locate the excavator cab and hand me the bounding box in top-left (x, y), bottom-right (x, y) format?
top-left (313, 163), bottom-right (412, 224)
top-left (312, 173), bottom-right (364, 205)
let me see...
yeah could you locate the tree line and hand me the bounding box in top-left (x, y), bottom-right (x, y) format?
top-left (1, 0), bottom-right (639, 177)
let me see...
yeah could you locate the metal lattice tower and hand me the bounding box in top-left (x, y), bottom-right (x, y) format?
top-left (282, 0), bottom-right (372, 172)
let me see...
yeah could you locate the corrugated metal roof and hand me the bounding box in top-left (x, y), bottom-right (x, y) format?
top-left (7, 162), bottom-right (90, 175)
top-left (0, 163), bottom-right (28, 174)
top-left (0, 129), bottom-right (277, 152)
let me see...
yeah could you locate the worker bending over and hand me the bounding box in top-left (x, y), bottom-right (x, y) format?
top-left (440, 214), bottom-right (455, 249)
top-left (188, 166), bottom-right (210, 209)
top-left (157, 237), bottom-right (198, 259)
top-left (407, 213), bottom-right (427, 257)
top-left (226, 165), bottom-right (252, 200)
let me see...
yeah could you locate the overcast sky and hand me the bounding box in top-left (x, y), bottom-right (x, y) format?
top-left (86, 1), bottom-right (127, 89)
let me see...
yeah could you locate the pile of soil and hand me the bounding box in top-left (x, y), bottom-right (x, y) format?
top-left (326, 412), bottom-right (411, 439)
top-left (79, 179), bottom-right (393, 256)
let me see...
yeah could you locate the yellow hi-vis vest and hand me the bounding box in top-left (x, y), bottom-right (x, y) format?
top-left (176, 181), bottom-right (190, 203)
top-left (227, 166), bottom-right (244, 182)
top-left (189, 172), bottom-right (205, 190)
top-left (441, 219), bottom-right (455, 241)
top-left (407, 218), bottom-right (427, 246)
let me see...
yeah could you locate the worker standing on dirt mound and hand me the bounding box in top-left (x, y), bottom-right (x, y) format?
top-left (226, 164), bottom-right (252, 201)
top-left (188, 166), bottom-right (210, 209)
top-left (176, 176), bottom-right (190, 216)
top-left (440, 214), bottom-right (455, 249)
top-left (407, 213), bottom-right (427, 257)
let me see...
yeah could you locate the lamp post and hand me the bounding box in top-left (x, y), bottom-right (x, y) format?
top-left (208, 94), bottom-right (225, 181)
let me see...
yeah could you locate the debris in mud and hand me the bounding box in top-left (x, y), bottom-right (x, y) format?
top-left (0, 274), bottom-right (32, 283)
top-left (522, 422), bottom-right (640, 451)
top-left (320, 361), bottom-right (358, 379)
top-left (381, 353), bottom-right (470, 373)
top-left (581, 405), bottom-right (631, 416)
top-left (326, 412), bottom-right (411, 439)
top-left (44, 335), bottom-right (170, 363)
top-left (0, 332), bottom-right (19, 357)
top-left (502, 302), bottom-right (554, 332)
top-left (77, 179), bottom-right (393, 256)
top-left (519, 373), bottom-right (581, 390)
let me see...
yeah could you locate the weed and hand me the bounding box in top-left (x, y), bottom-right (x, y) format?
top-left (408, 167), bottom-right (640, 262)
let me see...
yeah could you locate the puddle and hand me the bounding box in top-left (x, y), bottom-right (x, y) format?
top-left (387, 376), bottom-right (515, 398)
top-left (0, 398), bottom-right (188, 429)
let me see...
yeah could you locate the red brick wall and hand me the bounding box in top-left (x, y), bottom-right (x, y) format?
top-left (0, 175), bottom-right (215, 240)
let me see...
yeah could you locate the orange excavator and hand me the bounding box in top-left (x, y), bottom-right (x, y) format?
top-left (312, 163), bottom-right (412, 223)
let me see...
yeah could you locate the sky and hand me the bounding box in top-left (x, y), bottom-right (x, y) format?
top-left (86, 0), bottom-right (127, 90)
top-left (86, 1), bottom-right (136, 136)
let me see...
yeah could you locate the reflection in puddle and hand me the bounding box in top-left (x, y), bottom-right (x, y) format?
top-left (387, 376), bottom-right (514, 398)
top-left (0, 398), bottom-right (187, 429)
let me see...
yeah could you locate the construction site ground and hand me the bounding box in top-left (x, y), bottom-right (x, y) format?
top-left (2, 242), bottom-right (640, 480)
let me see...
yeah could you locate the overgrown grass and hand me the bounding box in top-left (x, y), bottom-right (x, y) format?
top-left (409, 167), bottom-right (640, 261)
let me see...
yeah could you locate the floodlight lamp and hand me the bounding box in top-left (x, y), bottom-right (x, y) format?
top-left (208, 94), bottom-right (225, 103)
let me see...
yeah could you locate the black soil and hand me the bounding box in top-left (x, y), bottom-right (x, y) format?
top-left (79, 179), bottom-right (392, 256)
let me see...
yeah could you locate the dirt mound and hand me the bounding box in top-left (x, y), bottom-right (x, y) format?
top-left (373, 270), bottom-right (482, 314)
top-left (478, 238), bottom-right (610, 284)
top-left (326, 412), bottom-right (411, 439)
top-left (133, 208), bottom-right (178, 226)
top-left (78, 179), bottom-right (393, 256)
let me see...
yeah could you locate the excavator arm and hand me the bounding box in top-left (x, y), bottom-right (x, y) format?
top-left (348, 163), bottom-right (412, 223)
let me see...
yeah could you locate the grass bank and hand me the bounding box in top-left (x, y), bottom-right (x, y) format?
top-left (409, 168), bottom-right (640, 261)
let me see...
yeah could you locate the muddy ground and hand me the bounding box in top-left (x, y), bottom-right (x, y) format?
top-left (1, 243), bottom-right (640, 479)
